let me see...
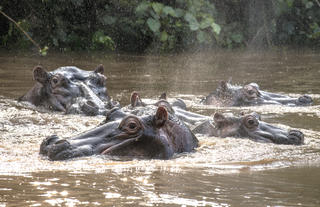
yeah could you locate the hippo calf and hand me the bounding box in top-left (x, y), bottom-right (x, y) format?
top-left (40, 105), bottom-right (199, 161)
top-left (202, 81), bottom-right (313, 106)
top-left (19, 65), bottom-right (117, 115)
top-left (192, 112), bottom-right (304, 145)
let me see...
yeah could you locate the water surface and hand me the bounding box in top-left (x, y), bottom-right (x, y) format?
top-left (0, 49), bottom-right (319, 206)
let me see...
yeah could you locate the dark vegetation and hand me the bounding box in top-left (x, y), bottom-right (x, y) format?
top-left (0, 0), bottom-right (319, 54)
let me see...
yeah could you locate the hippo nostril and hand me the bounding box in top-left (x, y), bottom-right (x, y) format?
top-left (297, 95), bottom-right (313, 105)
top-left (288, 130), bottom-right (304, 145)
top-left (46, 135), bottom-right (60, 144)
top-left (289, 130), bottom-right (303, 138)
top-left (86, 100), bottom-right (96, 107)
top-left (55, 139), bottom-right (69, 145)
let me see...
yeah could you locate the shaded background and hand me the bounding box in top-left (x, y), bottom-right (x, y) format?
top-left (1, 0), bottom-right (320, 53)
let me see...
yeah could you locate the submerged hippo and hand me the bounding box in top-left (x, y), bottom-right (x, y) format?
top-left (202, 81), bottom-right (313, 106)
top-left (108, 92), bottom-right (304, 145)
top-left (103, 92), bottom-right (210, 126)
top-left (19, 65), bottom-right (118, 115)
top-left (40, 105), bottom-right (199, 161)
top-left (192, 112), bottom-right (304, 145)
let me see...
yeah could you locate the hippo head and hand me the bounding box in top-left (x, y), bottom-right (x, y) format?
top-left (40, 106), bottom-right (199, 160)
top-left (192, 112), bottom-right (304, 145)
top-left (19, 65), bottom-right (116, 115)
top-left (203, 81), bottom-right (313, 106)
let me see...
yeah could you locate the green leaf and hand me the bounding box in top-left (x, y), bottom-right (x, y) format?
top-left (163, 6), bottom-right (176, 17)
top-left (39, 46), bottom-right (49, 56)
top-left (286, 0), bottom-right (294, 7)
top-left (92, 30), bottom-right (115, 50)
top-left (184, 13), bottom-right (194, 22)
top-left (200, 18), bottom-right (214, 29)
top-left (135, 1), bottom-right (150, 15)
top-left (160, 31), bottom-right (168, 42)
top-left (184, 13), bottom-right (199, 31)
top-left (151, 2), bottom-right (163, 15)
top-left (196, 31), bottom-right (206, 43)
top-left (211, 22), bottom-right (221, 35)
top-left (175, 8), bottom-right (184, 18)
top-left (57, 29), bottom-right (67, 42)
top-left (285, 22), bottom-right (295, 34)
top-left (305, 1), bottom-right (314, 8)
top-left (52, 38), bottom-right (59, 46)
top-left (147, 18), bottom-right (161, 33)
top-left (175, 20), bottom-right (182, 28)
top-left (102, 15), bottom-right (116, 25)
top-left (71, 0), bottom-right (83, 6)
top-left (231, 33), bottom-right (243, 43)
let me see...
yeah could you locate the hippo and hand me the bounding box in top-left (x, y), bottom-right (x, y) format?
top-left (126, 92), bottom-right (304, 145)
top-left (106, 92), bottom-right (305, 145)
top-left (103, 92), bottom-right (210, 126)
top-left (19, 65), bottom-right (118, 115)
top-left (192, 112), bottom-right (304, 145)
top-left (40, 105), bottom-right (199, 161)
top-left (202, 80), bottom-right (313, 106)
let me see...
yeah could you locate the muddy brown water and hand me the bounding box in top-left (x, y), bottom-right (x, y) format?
top-left (0, 49), bottom-right (320, 206)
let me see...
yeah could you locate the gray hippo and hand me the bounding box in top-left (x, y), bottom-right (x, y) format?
top-left (202, 80), bottom-right (313, 106)
top-left (39, 105), bottom-right (199, 160)
top-left (103, 92), bottom-right (210, 126)
top-left (19, 65), bottom-right (118, 115)
top-left (192, 112), bottom-right (304, 145)
top-left (40, 92), bottom-right (305, 161)
top-left (109, 92), bottom-right (305, 145)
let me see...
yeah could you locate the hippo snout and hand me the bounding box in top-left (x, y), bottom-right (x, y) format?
top-left (40, 135), bottom-right (75, 160)
top-left (297, 95), bottom-right (313, 105)
top-left (39, 135), bottom-right (60, 155)
top-left (287, 129), bottom-right (304, 145)
top-left (81, 100), bottom-right (99, 116)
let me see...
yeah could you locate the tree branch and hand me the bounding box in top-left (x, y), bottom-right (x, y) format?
top-left (0, 10), bottom-right (41, 51)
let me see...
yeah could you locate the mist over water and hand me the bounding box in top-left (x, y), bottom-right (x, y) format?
top-left (0, 49), bottom-right (320, 206)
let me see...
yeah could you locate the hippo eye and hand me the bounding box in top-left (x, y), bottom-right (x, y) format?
top-left (248, 119), bottom-right (255, 125)
top-left (243, 115), bottom-right (258, 129)
top-left (119, 116), bottom-right (142, 135)
top-left (128, 122), bottom-right (137, 129)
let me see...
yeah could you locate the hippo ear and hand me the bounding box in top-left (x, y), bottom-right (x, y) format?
top-left (94, 64), bottom-right (104, 74)
top-left (130, 91), bottom-right (140, 107)
top-left (130, 91), bottom-right (145, 107)
top-left (213, 112), bottom-right (227, 123)
top-left (33, 66), bottom-right (49, 85)
top-left (219, 81), bottom-right (228, 91)
top-left (159, 92), bottom-right (167, 100)
top-left (155, 106), bottom-right (168, 127)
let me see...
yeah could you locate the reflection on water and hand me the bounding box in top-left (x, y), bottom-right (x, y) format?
top-left (0, 49), bottom-right (320, 206)
top-left (1, 167), bottom-right (320, 206)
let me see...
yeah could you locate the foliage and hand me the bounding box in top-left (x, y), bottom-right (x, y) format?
top-left (0, 0), bottom-right (319, 53)
top-left (91, 30), bottom-right (115, 50)
top-left (273, 0), bottom-right (320, 46)
top-left (134, 0), bottom-right (220, 51)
